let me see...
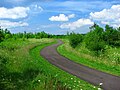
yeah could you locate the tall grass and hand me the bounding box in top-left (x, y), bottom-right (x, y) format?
top-left (57, 39), bottom-right (120, 76)
top-left (0, 38), bottom-right (54, 90)
top-left (0, 38), bottom-right (97, 90)
top-left (30, 40), bottom-right (97, 90)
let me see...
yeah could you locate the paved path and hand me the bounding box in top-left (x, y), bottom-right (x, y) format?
top-left (40, 40), bottom-right (120, 90)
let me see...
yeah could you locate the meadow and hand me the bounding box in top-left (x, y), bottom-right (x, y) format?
top-left (0, 38), bottom-right (98, 90)
top-left (0, 23), bottom-right (120, 90)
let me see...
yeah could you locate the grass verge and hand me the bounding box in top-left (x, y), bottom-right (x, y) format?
top-left (57, 39), bottom-right (120, 76)
top-left (0, 38), bottom-right (97, 90)
top-left (30, 39), bottom-right (98, 90)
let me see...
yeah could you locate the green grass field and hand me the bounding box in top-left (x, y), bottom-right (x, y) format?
top-left (57, 39), bottom-right (120, 76)
top-left (0, 38), bottom-right (98, 90)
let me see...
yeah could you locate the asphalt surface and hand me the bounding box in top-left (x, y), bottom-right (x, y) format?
top-left (40, 40), bottom-right (120, 90)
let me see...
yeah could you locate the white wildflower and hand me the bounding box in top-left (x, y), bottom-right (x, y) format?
top-left (98, 88), bottom-right (102, 90)
top-left (99, 83), bottom-right (103, 86)
top-left (74, 80), bottom-right (76, 82)
top-left (38, 80), bottom-right (40, 82)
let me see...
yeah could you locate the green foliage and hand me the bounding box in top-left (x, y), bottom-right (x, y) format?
top-left (0, 23), bottom-right (120, 89)
top-left (0, 39), bottom-right (96, 90)
top-left (57, 39), bottom-right (120, 76)
top-left (30, 41), bottom-right (95, 90)
top-left (0, 27), bottom-right (68, 43)
top-left (0, 29), bottom-right (4, 42)
top-left (103, 25), bottom-right (120, 46)
top-left (0, 39), bottom-right (52, 90)
top-left (5, 34), bottom-right (12, 39)
top-left (84, 24), bottom-right (106, 54)
top-left (0, 28), bottom-right (12, 42)
top-left (69, 32), bottom-right (83, 48)
top-left (67, 24), bottom-right (120, 56)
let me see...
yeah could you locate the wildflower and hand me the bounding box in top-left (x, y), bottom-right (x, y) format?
top-left (38, 80), bottom-right (40, 82)
top-left (98, 88), bottom-right (102, 90)
top-left (93, 86), bottom-right (96, 88)
top-left (99, 83), bottom-right (103, 86)
top-left (71, 78), bottom-right (73, 80)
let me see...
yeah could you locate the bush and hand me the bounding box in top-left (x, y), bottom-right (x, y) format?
top-left (84, 24), bottom-right (106, 55)
top-left (69, 33), bottom-right (83, 48)
top-left (0, 29), bottom-right (4, 42)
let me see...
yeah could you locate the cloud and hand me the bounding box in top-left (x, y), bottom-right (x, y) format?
top-left (60, 18), bottom-right (94, 30)
top-left (30, 4), bottom-right (43, 14)
top-left (68, 14), bottom-right (75, 18)
top-left (0, 20), bottom-right (28, 29)
top-left (40, 24), bottom-right (59, 28)
top-left (90, 4), bottom-right (120, 27)
top-left (0, 7), bottom-right (29, 19)
top-left (49, 14), bottom-right (75, 22)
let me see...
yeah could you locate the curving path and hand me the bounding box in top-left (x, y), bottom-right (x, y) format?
top-left (40, 40), bottom-right (120, 90)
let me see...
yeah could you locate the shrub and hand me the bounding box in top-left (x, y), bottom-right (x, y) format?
top-left (84, 24), bottom-right (106, 55)
top-left (103, 25), bottom-right (120, 47)
top-left (0, 29), bottom-right (4, 42)
top-left (69, 33), bottom-right (83, 48)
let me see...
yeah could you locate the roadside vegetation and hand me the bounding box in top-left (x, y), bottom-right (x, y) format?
top-left (1, 23), bottom-right (120, 89)
top-left (58, 24), bottom-right (120, 76)
top-left (0, 28), bottom-right (97, 90)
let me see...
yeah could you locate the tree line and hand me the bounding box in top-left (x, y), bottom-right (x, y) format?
top-left (1, 23), bottom-right (120, 55)
top-left (68, 24), bottom-right (120, 54)
top-left (0, 28), bottom-right (66, 42)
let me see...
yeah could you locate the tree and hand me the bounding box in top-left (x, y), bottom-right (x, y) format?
top-left (0, 29), bottom-right (4, 42)
top-left (84, 24), bottom-right (106, 54)
top-left (69, 32), bottom-right (83, 48)
top-left (103, 25), bottom-right (120, 46)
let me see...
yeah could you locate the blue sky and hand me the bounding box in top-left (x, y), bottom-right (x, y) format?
top-left (0, 0), bottom-right (120, 34)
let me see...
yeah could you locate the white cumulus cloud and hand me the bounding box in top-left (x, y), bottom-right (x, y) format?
top-left (90, 5), bottom-right (120, 27)
top-left (0, 7), bottom-right (29, 19)
top-left (0, 20), bottom-right (29, 29)
top-left (60, 19), bottom-right (94, 30)
top-left (49, 14), bottom-right (75, 22)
